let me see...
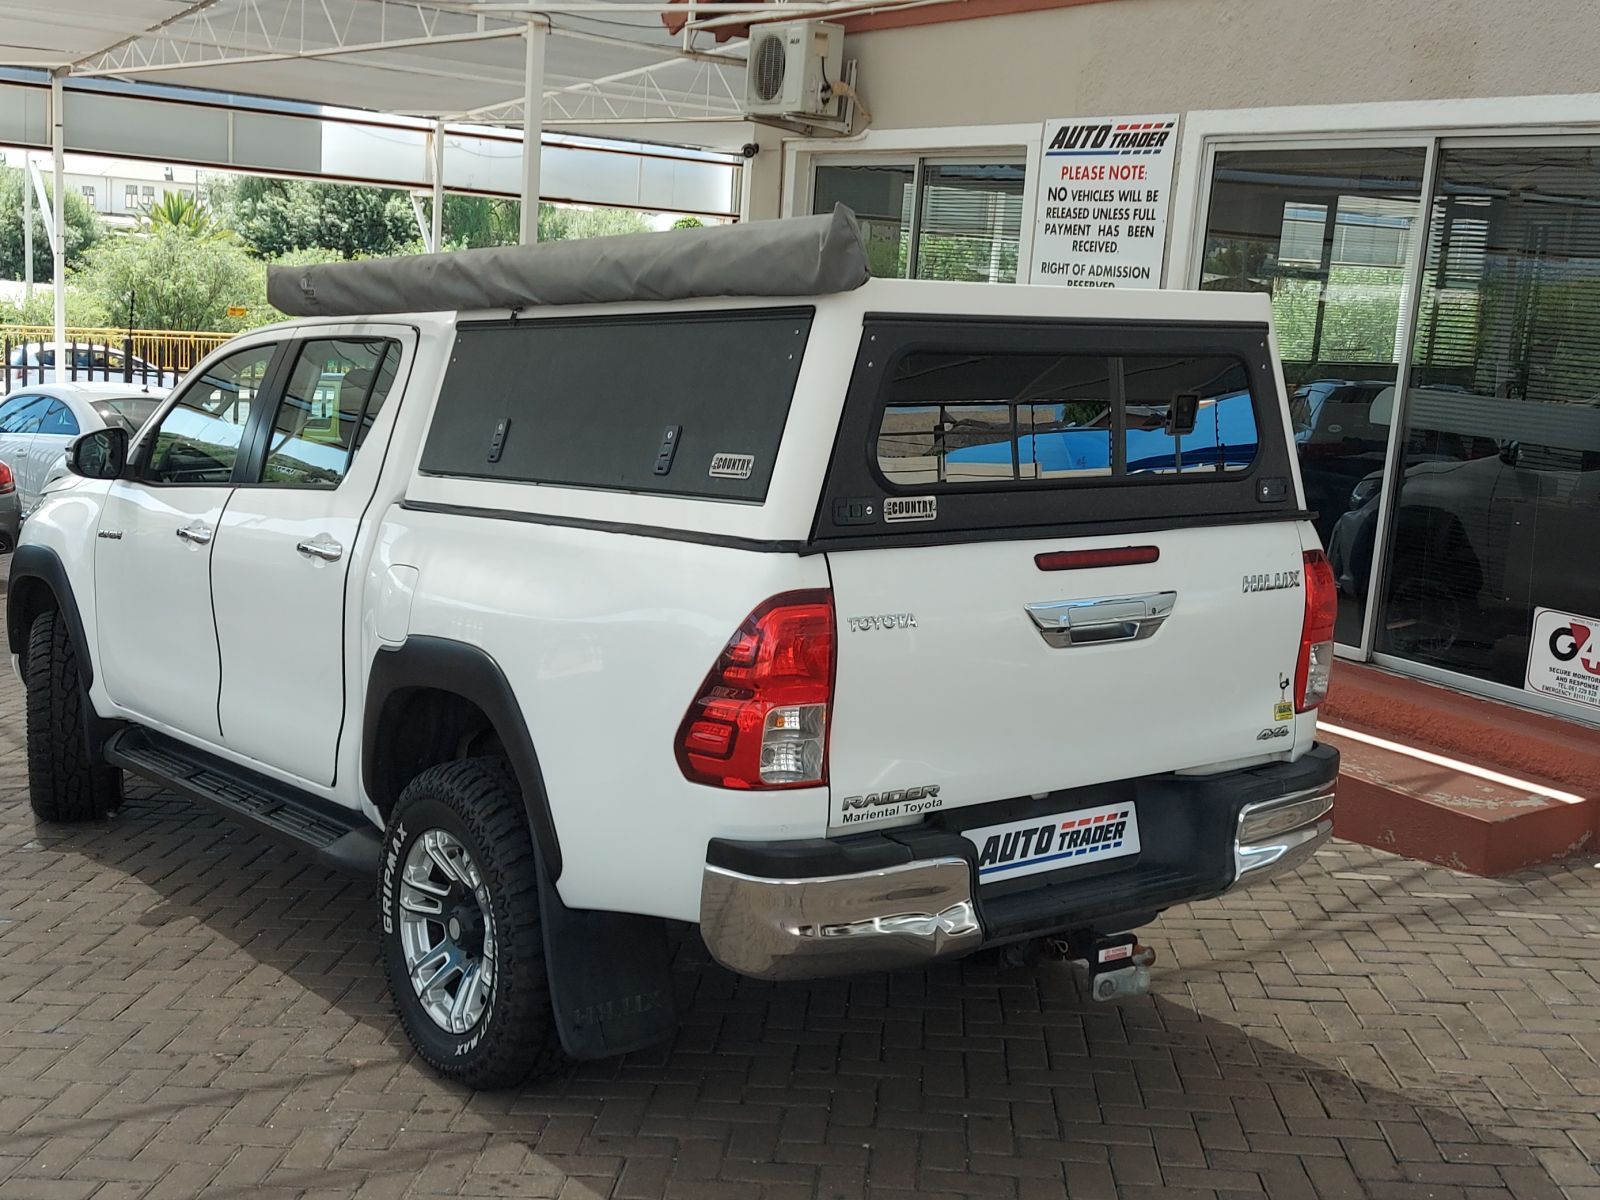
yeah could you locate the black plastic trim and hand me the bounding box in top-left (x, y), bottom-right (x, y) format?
top-left (7, 545), bottom-right (93, 686)
top-left (363, 636), bottom-right (563, 879)
top-left (398, 499), bottom-right (808, 554)
top-left (398, 499), bottom-right (1313, 556)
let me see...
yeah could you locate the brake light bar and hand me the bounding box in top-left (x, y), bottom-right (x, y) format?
top-left (1035, 546), bottom-right (1159, 572)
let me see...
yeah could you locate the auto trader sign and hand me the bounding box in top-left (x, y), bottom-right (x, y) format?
top-left (1030, 113), bottom-right (1178, 288)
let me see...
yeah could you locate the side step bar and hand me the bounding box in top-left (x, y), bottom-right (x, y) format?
top-left (105, 727), bottom-right (382, 878)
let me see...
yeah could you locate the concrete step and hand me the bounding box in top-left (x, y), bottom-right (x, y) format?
top-left (1318, 661), bottom-right (1599, 875)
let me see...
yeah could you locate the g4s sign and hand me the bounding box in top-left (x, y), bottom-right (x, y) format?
top-left (1525, 607), bottom-right (1600, 711)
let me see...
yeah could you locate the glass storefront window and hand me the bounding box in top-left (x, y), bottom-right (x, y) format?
top-left (1375, 145), bottom-right (1600, 698)
top-left (1200, 148), bottom-right (1427, 645)
top-left (814, 159), bottom-right (1024, 284)
top-left (814, 163), bottom-right (914, 278)
top-left (915, 163), bottom-right (1024, 283)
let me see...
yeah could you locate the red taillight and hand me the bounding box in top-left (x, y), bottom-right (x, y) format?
top-left (1035, 545), bottom-right (1159, 571)
top-left (676, 590), bottom-right (835, 789)
top-left (1296, 549), bottom-right (1337, 712)
top-left (0, 462), bottom-right (12, 495)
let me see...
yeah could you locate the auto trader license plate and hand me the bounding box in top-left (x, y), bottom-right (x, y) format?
top-left (965, 802), bottom-right (1141, 883)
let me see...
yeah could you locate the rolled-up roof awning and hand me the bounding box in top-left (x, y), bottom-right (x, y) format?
top-left (267, 205), bottom-right (869, 317)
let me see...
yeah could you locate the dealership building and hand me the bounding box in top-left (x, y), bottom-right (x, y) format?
top-left (747, 0), bottom-right (1600, 869)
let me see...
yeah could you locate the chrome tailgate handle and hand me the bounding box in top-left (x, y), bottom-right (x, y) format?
top-left (1026, 591), bottom-right (1177, 648)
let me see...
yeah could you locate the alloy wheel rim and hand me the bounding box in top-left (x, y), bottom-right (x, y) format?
top-left (397, 828), bottom-right (497, 1035)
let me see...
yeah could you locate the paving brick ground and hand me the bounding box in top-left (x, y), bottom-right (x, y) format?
top-left (1, 599), bottom-right (1599, 1198)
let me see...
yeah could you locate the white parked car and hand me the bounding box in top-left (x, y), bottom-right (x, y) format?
top-left (8, 210), bottom-right (1339, 1090)
top-left (4, 342), bottom-right (179, 392)
top-left (0, 382), bottom-right (167, 510)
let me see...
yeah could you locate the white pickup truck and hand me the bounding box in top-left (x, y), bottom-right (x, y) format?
top-left (9, 209), bottom-right (1338, 1089)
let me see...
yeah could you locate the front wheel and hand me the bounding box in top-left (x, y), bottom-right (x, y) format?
top-left (24, 611), bottom-right (121, 823)
top-left (379, 757), bottom-right (566, 1089)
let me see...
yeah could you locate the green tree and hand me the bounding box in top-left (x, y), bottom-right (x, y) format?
top-left (0, 166), bottom-right (104, 281)
top-left (78, 228), bottom-right (263, 332)
top-left (209, 175), bottom-right (416, 260)
top-left (0, 287), bottom-right (109, 329)
top-left (671, 216), bottom-right (705, 230)
top-left (540, 204), bottom-right (653, 242)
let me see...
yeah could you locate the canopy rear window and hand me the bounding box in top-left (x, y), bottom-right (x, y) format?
top-left (876, 352), bottom-right (1257, 488)
top-left (815, 317), bottom-right (1296, 545)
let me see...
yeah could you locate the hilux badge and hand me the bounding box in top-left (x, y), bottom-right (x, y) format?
top-left (1243, 570), bottom-right (1300, 593)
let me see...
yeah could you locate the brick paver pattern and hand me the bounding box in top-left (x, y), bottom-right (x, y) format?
top-left (0, 606), bottom-right (1598, 1199)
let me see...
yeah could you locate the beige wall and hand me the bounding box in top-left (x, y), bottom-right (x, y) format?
top-left (844, 0), bottom-right (1600, 130)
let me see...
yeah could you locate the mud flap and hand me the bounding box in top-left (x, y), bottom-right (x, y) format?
top-left (536, 854), bottom-right (676, 1059)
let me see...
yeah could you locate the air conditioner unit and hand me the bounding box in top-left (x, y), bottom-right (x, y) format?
top-left (744, 20), bottom-right (844, 119)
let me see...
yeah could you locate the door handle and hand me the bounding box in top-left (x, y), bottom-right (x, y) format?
top-left (296, 536), bottom-right (344, 562)
top-left (1025, 591), bottom-right (1177, 648)
top-left (175, 523), bottom-right (213, 546)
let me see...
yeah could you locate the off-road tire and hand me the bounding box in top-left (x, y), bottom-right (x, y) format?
top-left (380, 756), bottom-right (566, 1089)
top-left (25, 611), bottom-right (121, 822)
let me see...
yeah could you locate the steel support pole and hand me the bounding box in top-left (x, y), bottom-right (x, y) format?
top-left (51, 72), bottom-right (66, 372)
top-left (22, 151), bottom-right (32, 302)
top-left (519, 22), bottom-right (546, 244)
top-left (431, 119), bottom-right (446, 252)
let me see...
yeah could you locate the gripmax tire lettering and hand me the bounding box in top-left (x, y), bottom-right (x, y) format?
top-left (379, 756), bottom-right (566, 1089)
top-left (24, 611), bottom-right (121, 822)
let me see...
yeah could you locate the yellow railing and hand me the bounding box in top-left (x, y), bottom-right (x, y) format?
top-left (0, 326), bottom-right (234, 374)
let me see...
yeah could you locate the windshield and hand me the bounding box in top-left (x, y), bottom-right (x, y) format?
top-left (92, 397), bottom-right (161, 431)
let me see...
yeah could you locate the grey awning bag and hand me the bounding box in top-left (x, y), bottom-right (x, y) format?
top-left (267, 205), bottom-right (869, 318)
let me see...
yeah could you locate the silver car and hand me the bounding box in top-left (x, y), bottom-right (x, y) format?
top-left (0, 382), bottom-right (168, 512)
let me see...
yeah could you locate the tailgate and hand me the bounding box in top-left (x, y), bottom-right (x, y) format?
top-left (810, 313), bottom-right (1311, 834)
top-left (826, 523), bottom-right (1310, 830)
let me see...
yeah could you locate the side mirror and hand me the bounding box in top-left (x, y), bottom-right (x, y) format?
top-left (1164, 392), bottom-right (1200, 437)
top-left (1499, 440), bottom-right (1521, 466)
top-left (68, 427), bottom-right (129, 480)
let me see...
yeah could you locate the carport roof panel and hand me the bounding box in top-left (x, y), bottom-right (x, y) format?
top-left (40, 0), bottom-right (754, 125)
top-left (0, 0), bottom-right (196, 67)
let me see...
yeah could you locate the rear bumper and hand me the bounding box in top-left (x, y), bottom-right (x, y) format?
top-left (700, 743), bottom-right (1338, 981)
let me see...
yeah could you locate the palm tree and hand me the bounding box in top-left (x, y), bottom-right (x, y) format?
top-left (143, 191), bottom-right (223, 239)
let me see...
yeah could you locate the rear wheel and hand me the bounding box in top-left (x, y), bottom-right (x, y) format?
top-left (24, 611), bottom-right (121, 823)
top-left (379, 757), bottom-right (566, 1089)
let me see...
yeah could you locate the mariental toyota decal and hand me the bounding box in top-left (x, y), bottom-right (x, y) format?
top-left (1525, 607), bottom-right (1600, 711)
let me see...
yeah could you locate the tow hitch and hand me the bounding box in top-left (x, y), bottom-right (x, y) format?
top-left (1050, 932), bottom-right (1157, 1002)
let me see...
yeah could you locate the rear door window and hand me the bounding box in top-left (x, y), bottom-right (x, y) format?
top-left (420, 308), bottom-right (813, 501)
top-left (253, 337), bottom-right (399, 489)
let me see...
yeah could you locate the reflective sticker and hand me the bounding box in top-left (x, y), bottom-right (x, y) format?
top-left (884, 496), bottom-right (937, 523)
top-left (709, 452), bottom-right (755, 480)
